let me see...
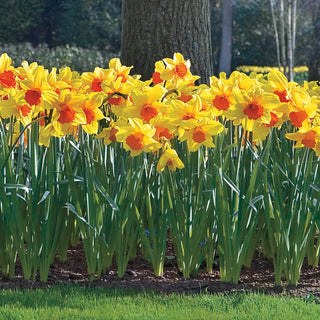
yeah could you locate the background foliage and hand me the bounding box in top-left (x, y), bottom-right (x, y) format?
top-left (0, 0), bottom-right (317, 78)
top-left (0, 0), bottom-right (121, 52)
top-left (0, 43), bottom-right (114, 73)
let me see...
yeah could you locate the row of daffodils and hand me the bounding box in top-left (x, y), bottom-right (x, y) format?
top-left (0, 52), bottom-right (320, 169)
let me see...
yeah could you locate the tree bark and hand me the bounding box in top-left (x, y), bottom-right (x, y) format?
top-left (279, 0), bottom-right (287, 74)
top-left (121, 0), bottom-right (213, 84)
top-left (306, 0), bottom-right (320, 81)
top-left (292, 0), bottom-right (297, 54)
top-left (219, 0), bottom-right (233, 76)
top-left (287, 0), bottom-right (294, 81)
top-left (270, 0), bottom-right (281, 68)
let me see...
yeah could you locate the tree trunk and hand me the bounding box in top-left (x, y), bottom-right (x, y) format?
top-left (307, 0), bottom-right (320, 81)
top-left (292, 0), bottom-right (297, 54)
top-left (287, 0), bottom-right (294, 81)
top-left (219, 0), bottom-right (233, 76)
top-left (279, 0), bottom-right (287, 75)
top-left (270, 0), bottom-right (281, 68)
top-left (308, 61), bottom-right (320, 82)
top-left (121, 0), bottom-right (213, 84)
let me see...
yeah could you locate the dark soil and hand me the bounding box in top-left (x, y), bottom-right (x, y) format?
top-left (1, 242), bottom-right (320, 300)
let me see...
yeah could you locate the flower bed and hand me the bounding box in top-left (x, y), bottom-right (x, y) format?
top-left (0, 52), bottom-right (320, 285)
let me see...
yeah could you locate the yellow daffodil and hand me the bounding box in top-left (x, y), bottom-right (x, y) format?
top-left (81, 92), bottom-right (105, 135)
top-left (101, 76), bottom-right (133, 118)
top-left (178, 117), bottom-right (224, 152)
top-left (200, 73), bottom-right (236, 117)
top-left (19, 65), bottom-right (58, 113)
top-left (0, 53), bottom-right (14, 73)
top-left (49, 67), bottom-right (82, 93)
top-left (15, 61), bottom-right (39, 86)
top-left (95, 119), bottom-right (125, 146)
top-left (0, 89), bottom-right (34, 126)
top-left (116, 118), bottom-right (161, 156)
top-left (125, 85), bottom-right (166, 122)
top-left (0, 53), bottom-right (16, 90)
top-left (108, 58), bottom-right (134, 84)
top-left (152, 60), bottom-right (166, 85)
top-left (265, 71), bottom-right (316, 128)
top-left (161, 53), bottom-right (199, 86)
top-left (81, 67), bottom-right (116, 93)
top-left (150, 114), bottom-right (177, 142)
top-left (166, 95), bottom-right (208, 129)
top-left (95, 126), bottom-right (118, 145)
top-left (39, 123), bottom-right (56, 147)
top-left (156, 148), bottom-right (184, 172)
top-left (286, 125), bottom-right (320, 155)
top-left (168, 80), bottom-right (201, 104)
top-left (283, 87), bottom-right (316, 128)
top-left (230, 86), bottom-right (280, 132)
top-left (102, 76), bottom-right (132, 105)
top-left (229, 71), bottom-right (258, 91)
top-left (51, 90), bottom-right (87, 136)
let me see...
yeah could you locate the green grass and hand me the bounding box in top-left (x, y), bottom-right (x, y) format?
top-left (0, 286), bottom-right (319, 319)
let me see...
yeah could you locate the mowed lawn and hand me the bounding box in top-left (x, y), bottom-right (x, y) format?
top-left (0, 286), bottom-right (320, 319)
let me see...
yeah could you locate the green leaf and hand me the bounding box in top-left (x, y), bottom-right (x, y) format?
top-left (248, 195), bottom-right (264, 212)
top-left (4, 184), bottom-right (30, 193)
top-left (37, 191), bottom-right (50, 205)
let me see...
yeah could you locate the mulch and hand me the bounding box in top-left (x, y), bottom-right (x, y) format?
top-left (1, 242), bottom-right (320, 299)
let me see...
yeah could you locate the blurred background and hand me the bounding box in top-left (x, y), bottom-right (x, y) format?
top-left (0, 0), bottom-right (318, 81)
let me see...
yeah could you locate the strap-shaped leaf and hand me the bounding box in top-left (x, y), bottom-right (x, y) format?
top-left (248, 195), bottom-right (264, 212)
top-left (37, 190), bottom-right (50, 205)
top-left (4, 183), bottom-right (30, 193)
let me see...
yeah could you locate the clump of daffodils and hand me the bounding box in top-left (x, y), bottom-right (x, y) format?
top-left (1, 52), bottom-right (319, 172)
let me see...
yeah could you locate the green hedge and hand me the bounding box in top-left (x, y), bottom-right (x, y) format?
top-left (0, 42), bottom-right (117, 73)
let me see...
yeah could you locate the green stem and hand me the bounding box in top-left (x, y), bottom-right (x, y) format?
top-left (0, 116), bottom-right (46, 171)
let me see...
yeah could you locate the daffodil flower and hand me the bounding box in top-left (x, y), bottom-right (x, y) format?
top-left (156, 148), bottom-right (184, 172)
top-left (116, 118), bottom-right (161, 156)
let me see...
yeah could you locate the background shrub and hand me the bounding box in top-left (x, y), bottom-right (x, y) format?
top-left (0, 42), bottom-right (116, 72)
